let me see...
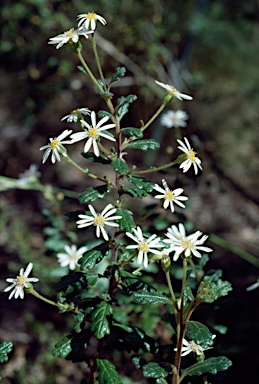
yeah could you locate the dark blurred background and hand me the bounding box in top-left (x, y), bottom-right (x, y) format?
top-left (1, 0), bottom-right (259, 383)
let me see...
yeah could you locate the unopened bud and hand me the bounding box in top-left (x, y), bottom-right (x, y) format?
top-left (161, 254), bottom-right (171, 272)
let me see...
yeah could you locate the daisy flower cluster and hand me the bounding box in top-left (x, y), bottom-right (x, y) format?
top-left (48, 12), bottom-right (106, 50)
top-left (39, 110), bottom-right (116, 163)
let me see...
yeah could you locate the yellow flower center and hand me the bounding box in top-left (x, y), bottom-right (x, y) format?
top-left (70, 252), bottom-right (78, 261)
top-left (165, 190), bottom-right (175, 201)
top-left (64, 28), bottom-right (76, 39)
top-left (88, 127), bottom-right (99, 139)
top-left (169, 86), bottom-right (178, 96)
top-left (86, 12), bottom-right (97, 20)
top-left (182, 239), bottom-right (194, 251)
top-left (94, 215), bottom-right (105, 227)
top-left (16, 276), bottom-right (26, 287)
top-left (187, 150), bottom-right (196, 162)
top-left (189, 340), bottom-right (203, 353)
top-left (50, 139), bottom-right (59, 149)
top-left (139, 241), bottom-right (149, 253)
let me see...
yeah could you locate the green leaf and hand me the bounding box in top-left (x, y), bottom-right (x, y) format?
top-left (124, 187), bottom-right (149, 198)
top-left (55, 272), bottom-right (89, 295)
top-left (100, 91), bottom-right (114, 98)
top-left (121, 127), bottom-right (143, 138)
top-left (73, 311), bottom-right (85, 333)
top-left (111, 158), bottom-right (129, 175)
top-left (116, 95), bottom-right (137, 120)
top-left (183, 287), bottom-right (194, 301)
top-left (127, 175), bottom-right (155, 193)
top-left (91, 302), bottom-right (112, 339)
top-left (143, 362), bottom-right (170, 379)
top-left (79, 243), bottom-right (110, 271)
top-left (116, 209), bottom-right (135, 233)
top-left (120, 270), bottom-right (157, 294)
top-left (156, 378), bottom-right (168, 384)
top-left (96, 359), bottom-right (122, 384)
top-left (79, 185), bottom-right (110, 204)
top-left (110, 67), bottom-right (126, 85)
top-left (52, 336), bottom-right (72, 358)
top-left (181, 356), bottom-right (232, 379)
top-left (98, 110), bottom-right (113, 120)
top-left (186, 321), bottom-right (214, 349)
top-left (126, 139), bottom-right (160, 151)
top-left (0, 341), bottom-right (13, 363)
top-left (197, 276), bottom-right (233, 303)
top-left (133, 291), bottom-right (172, 305)
top-left (106, 325), bottom-right (157, 354)
top-left (77, 65), bottom-right (87, 74)
top-left (81, 152), bottom-right (110, 164)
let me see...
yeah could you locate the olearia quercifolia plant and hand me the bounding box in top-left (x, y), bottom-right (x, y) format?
top-left (4, 11), bottom-right (233, 384)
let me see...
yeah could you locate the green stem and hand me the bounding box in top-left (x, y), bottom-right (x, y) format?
top-left (165, 270), bottom-right (177, 315)
top-left (29, 288), bottom-right (75, 312)
top-left (91, 35), bottom-right (107, 91)
top-left (136, 201), bottom-right (162, 225)
top-left (77, 49), bottom-right (103, 92)
top-left (141, 103), bottom-right (166, 133)
top-left (64, 155), bottom-right (108, 183)
top-left (130, 158), bottom-right (179, 175)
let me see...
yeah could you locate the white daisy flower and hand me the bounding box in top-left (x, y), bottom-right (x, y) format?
top-left (164, 223), bottom-right (213, 261)
top-left (61, 108), bottom-right (91, 123)
top-left (161, 110), bottom-right (189, 128)
top-left (175, 336), bottom-right (215, 357)
top-left (48, 28), bottom-right (93, 49)
top-left (18, 164), bottom-right (41, 184)
top-left (153, 179), bottom-right (188, 213)
top-left (155, 80), bottom-right (193, 101)
top-left (4, 263), bottom-right (39, 300)
top-left (70, 111), bottom-right (116, 157)
top-left (77, 12), bottom-right (107, 31)
top-left (177, 137), bottom-right (202, 175)
top-left (126, 226), bottom-right (163, 268)
top-left (77, 204), bottom-right (122, 241)
top-left (39, 129), bottom-right (73, 164)
top-left (57, 245), bottom-right (88, 270)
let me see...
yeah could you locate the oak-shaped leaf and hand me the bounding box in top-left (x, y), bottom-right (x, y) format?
top-left (79, 185), bottom-right (110, 204)
top-left (111, 158), bottom-right (129, 175)
top-left (96, 358), bottom-right (122, 384)
top-left (116, 94), bottom-right (137, 120)
top-left (121, 127), bottom-right (143, 138)
top-left (106, 324), bottom-right (158, 354)
top-left (180, 356), bottom-right (232, 380)
top-left (185, 321), bottom-right (214, 349)
top-left (55, 272), bottom-right (89, 295)
top-left (116, 208), bottom-right (135, 233)
top-left (110, 66), bottom-right (126, 85)
top-left (0, 341), bottom-right (13, 363)
top-left (52, 331), bottom-right (91, 363)
top-left (133, 291), bottom-right (172, 305)
top-left (91, 301), bottom-right (112, 339)
top-left (197, 276), bottom-right (232, 303)
top-left (127, 175), bottom-right (154, 193)
top-left (126, 139), bottom-right (160, 151)
top-left (79, 243), bottom-right (110, 271)
top-left (143, 362), bottom-right (171, 379)
top-left (120, 269), bottom-right (157, 294)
